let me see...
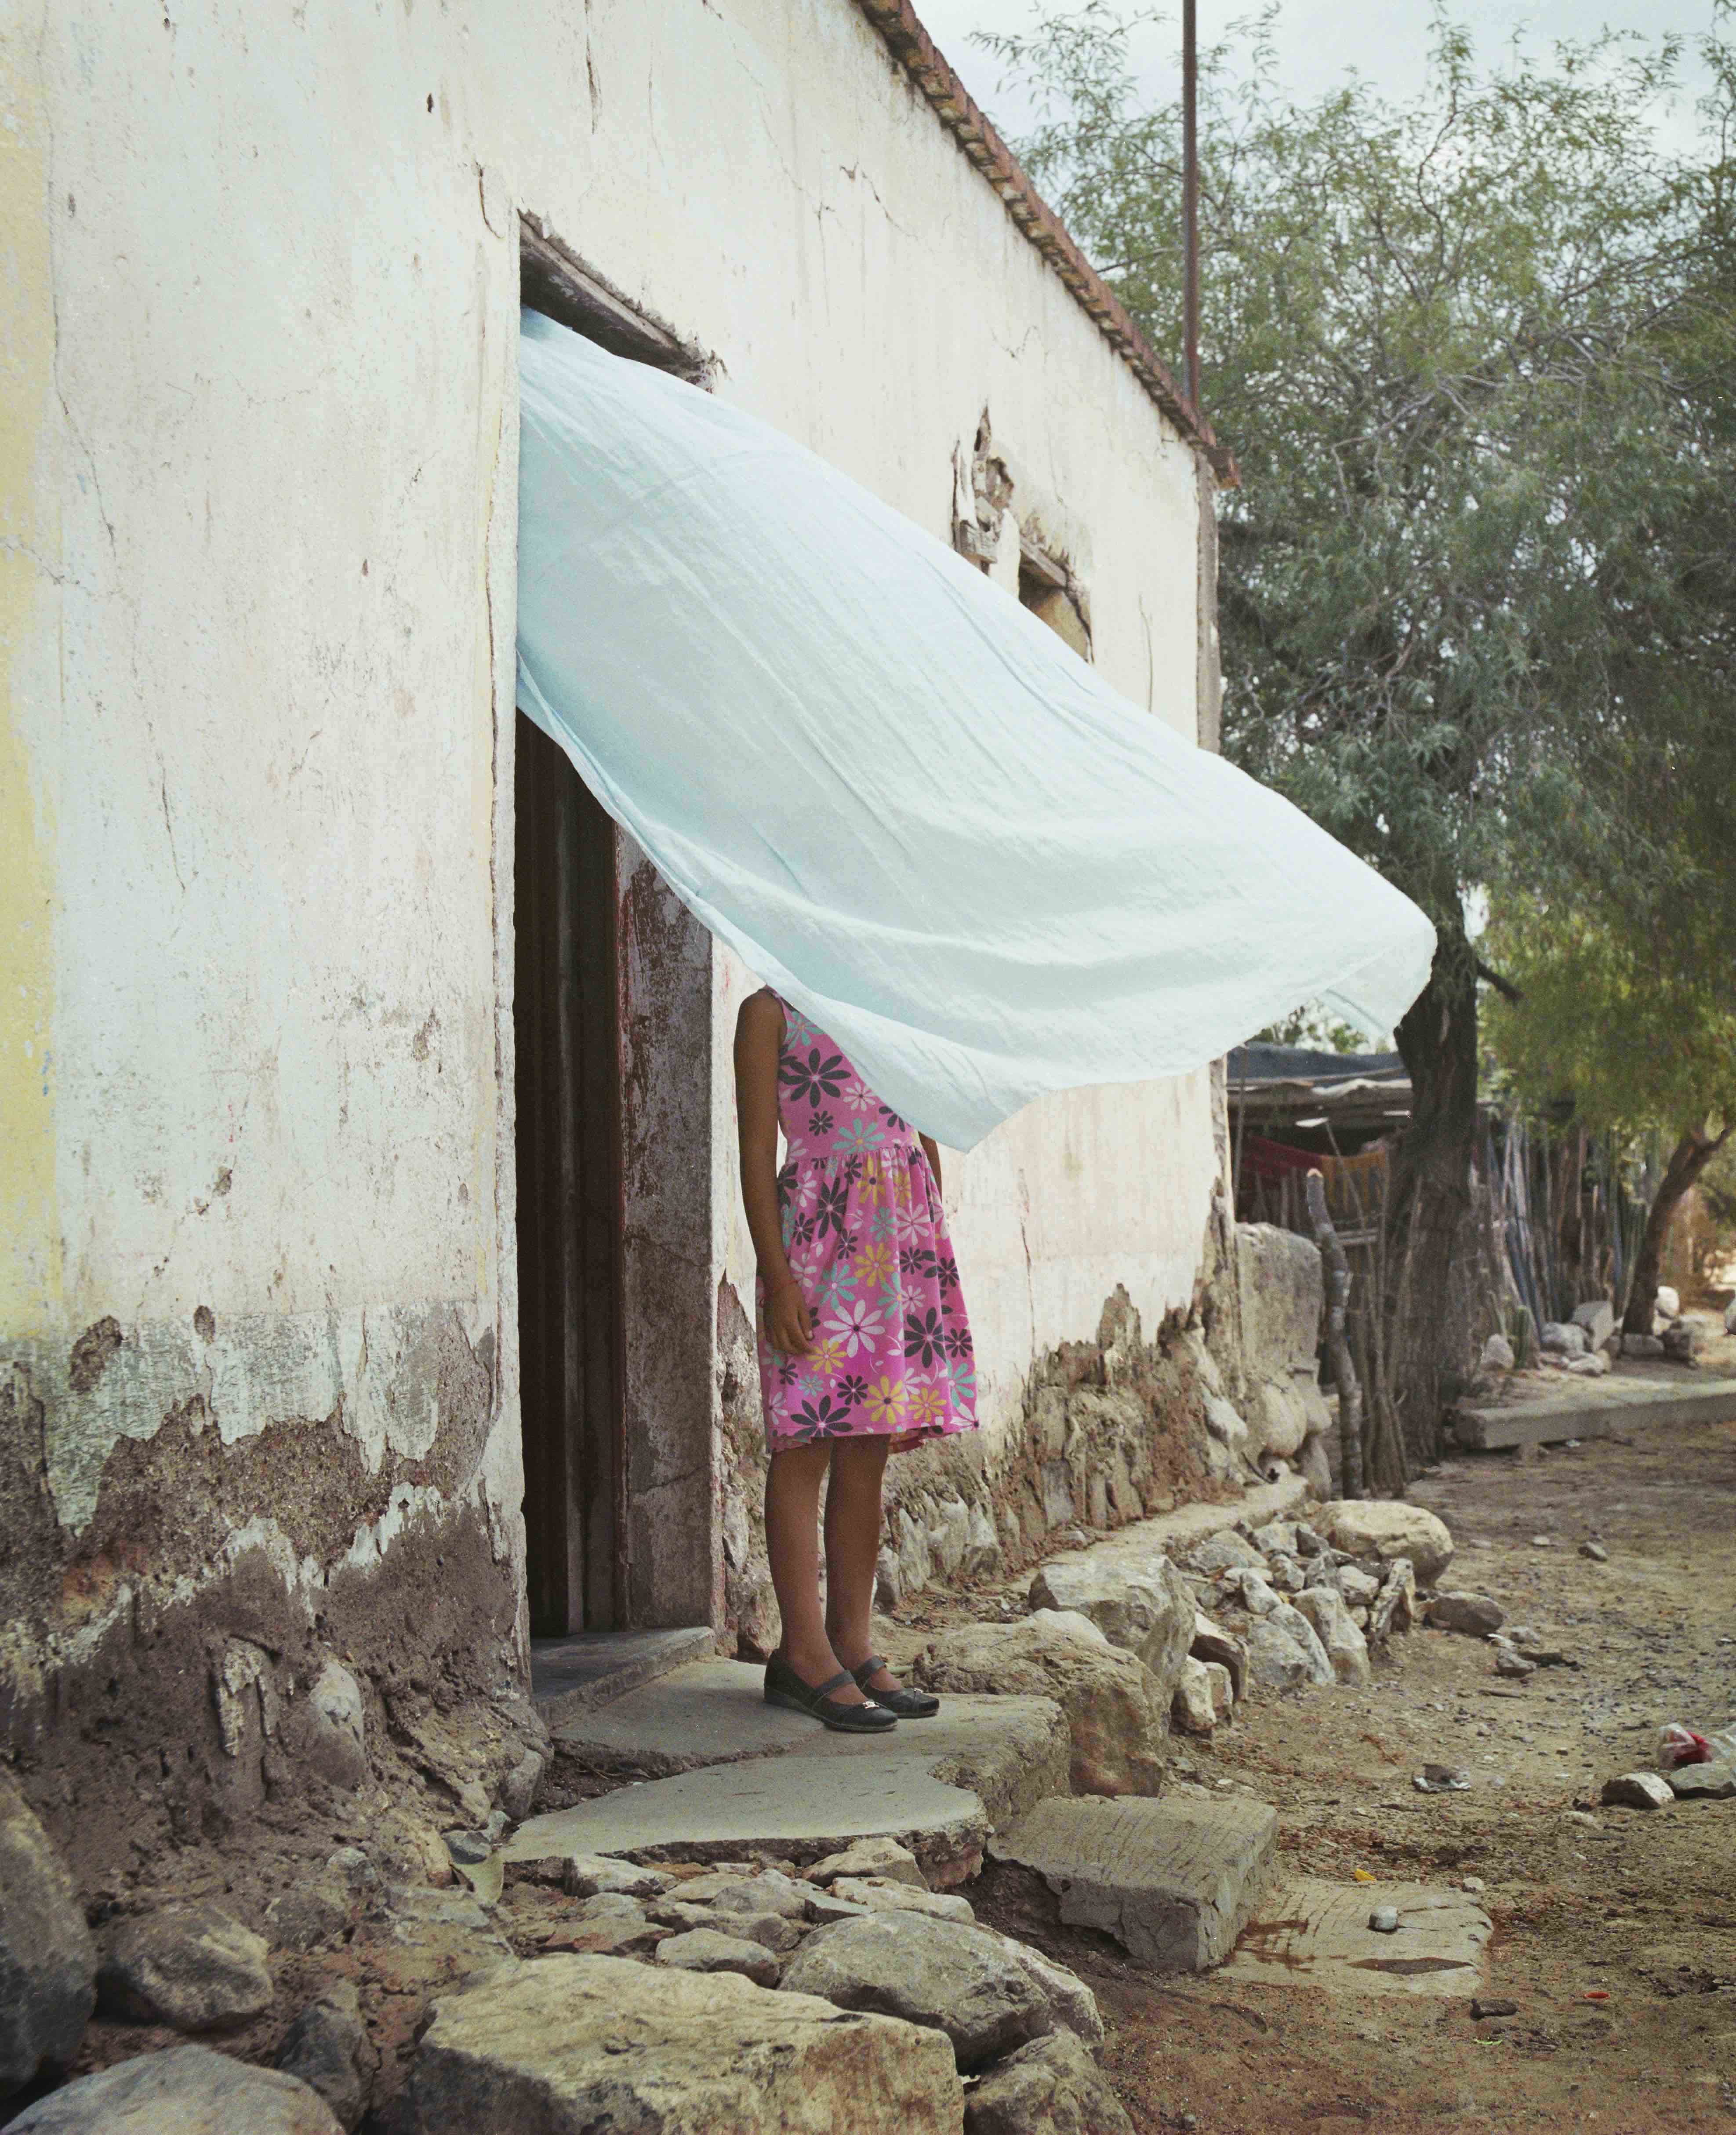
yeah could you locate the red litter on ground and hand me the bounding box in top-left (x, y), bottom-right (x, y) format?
top-left (1583, 1990), bottom-right (1610, 2003)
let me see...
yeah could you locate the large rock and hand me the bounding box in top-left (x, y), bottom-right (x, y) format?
top-left (275, 1980), bottom-right (378, 2131)
top-left (649, 1900), bottom-right (802, 1954)
top-left (1296, 1431), bottom-right (1333, 1499)
top-left (832, 1877), bottom-right (976, 1926)
top-left (1668, 1761), bottom-right (1736, 1801)
top-left (1571, 1301), bottom-right (1615, 1349)
top-left (1189, 1614), bottom-right (1247, 1704)
top-left (964, 2031), bottom-right (1133, 2135)
top-left (1169, 1331), bottom-right (1256, 1487)
top-left (1655, 1285), bottom-right (1682, 1320)
top-left (1227, 1567), bottom-right (1280, 1615)
top-left (1318, 1500), bottom-right (1454, 1586)
top-left (1480, 1332), bottom-right (1516, 1374)
top-left (1539, 1321), bottom-right (1589, 1357)
top-left (914, 1613), bottom-right (1168, 1797)
top-left (1236, 1224), bottom-right (1328, 1459)
top-left (1600, 1772), bottom-right (1673, 1811)
top-left (1171, 1657), bottom-right (1218, 1735)
top-left (1367, 1558), bottom-right (1417, 1643)
top-left (97, 1904), bottom-right (273, 2032)
top-left (1188, 1531), bottom-right (1265, 1577)
top-left (1290, 1586), bottom-right (1372, 1686)
top-left (396, 1953), bottom-right (961, 2132)
top-left (0, 1773), bottom-right (97, 2095)
top-left (1425, 1592), bottom-right (1505, 1637)
top-left (1266, 1600), bottom-right (1335, 1684)
top-left (655, 1928), bottom-right (781, 1986)
top-left (780, 1913), bottom-right (1049, 2070)
top-left (805, 1839), bottom-right (926, 1890)
top-left (1237, 1223), bottom-right (1324, 1372)
top-left (710, 1869), bottom-right (810, 1921)
top-left (983, 1934), bottom-right (1102, 2046)
top-left (1245, 1619), bottom-right (1322, 1691)
top-left (265, 1879), bottom-right (353, 1956)
top-left (1027, 1553), bottom-right (1195, 1698)
top-left (282, 1660), bottom-right (369, 1791)
top-left (7, 2046), bottom-right (342, 2134)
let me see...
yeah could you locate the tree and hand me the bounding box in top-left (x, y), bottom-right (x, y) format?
top-left (1483, 892), bottom-right (1734, 1335)
top-left (982, 5), bottom-right (1736, 1471)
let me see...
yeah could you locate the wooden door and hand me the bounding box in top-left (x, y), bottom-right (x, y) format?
top-left (513, 712), bottom-right (627, 1635)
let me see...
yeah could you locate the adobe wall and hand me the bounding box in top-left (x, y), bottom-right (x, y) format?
top-left (0, 0), bottom-right (1216, 1866)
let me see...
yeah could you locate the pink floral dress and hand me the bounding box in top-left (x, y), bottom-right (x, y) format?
top-left (756, 995), bottom-right (978, 1454)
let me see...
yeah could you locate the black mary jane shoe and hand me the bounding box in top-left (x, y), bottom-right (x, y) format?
top-left (764, 1652), bottom-right (897, 1733)
top-left (850, 1655), bottom-right (940, 1719)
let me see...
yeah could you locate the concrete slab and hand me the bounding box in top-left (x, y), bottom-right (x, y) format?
top-left (501, 1754), bottom-right (990, 1886)
top-left (1451, 1376), bottom-right (1736, 1451)
top-left (989, 1793), bottom-right (1278, 1972)
top-left (530, 1626), bottom-right (716, 1728)
top-left (1220, 1877), bottom-right (1491, 1997)
top-left (551, 1661), bottom-right (1070, 1830)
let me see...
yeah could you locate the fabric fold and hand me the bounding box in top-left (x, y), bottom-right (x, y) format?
top-left (516, 309), bottom-right (1435, 1151)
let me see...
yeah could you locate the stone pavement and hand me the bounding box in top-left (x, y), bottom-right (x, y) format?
top-left (1219, 1876), bottom-right (1493, 1998)
top-left (503, 1484), bottom-right (1482, 1989)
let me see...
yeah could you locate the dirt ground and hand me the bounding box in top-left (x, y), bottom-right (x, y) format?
top-left (952, 1326), bottom-right (1736, 2134)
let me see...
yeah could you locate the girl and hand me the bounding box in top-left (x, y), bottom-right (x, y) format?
top-left (735, 986), bottom-right (978, 1731)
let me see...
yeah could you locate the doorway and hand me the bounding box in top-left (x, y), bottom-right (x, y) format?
top-left (512, 711), bottom-right (626, 1635)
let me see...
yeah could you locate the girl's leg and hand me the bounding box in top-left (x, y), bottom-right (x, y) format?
top-left (765, 1441), bottom-right (869, 1702)
top-left (823, 1435), bottom-right (901, 1688)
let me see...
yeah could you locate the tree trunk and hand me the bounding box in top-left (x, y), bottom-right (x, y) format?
top-left (1621, 1125), bottom-right (1732, 1335)
top-left (1381, 924), bottom-right (1480, 1475)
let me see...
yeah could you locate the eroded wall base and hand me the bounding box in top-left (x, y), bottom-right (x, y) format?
top-left (1, 1310), bottom-right (540, 1897)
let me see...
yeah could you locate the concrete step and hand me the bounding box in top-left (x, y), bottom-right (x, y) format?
top-left (548, 1661), bottom-right (1067, 1832)
top-left (1452, 1375), bottom-right (1736, 1451)
top-left (1219, 1875), bottom-right (1491, 1998)
top-left (530, 1626), bottom-right (715, 1728)
top-left (988, 1793), bottom-right (1278, 1972)
top-left (505, 1663), bottom-right (1071, 1886)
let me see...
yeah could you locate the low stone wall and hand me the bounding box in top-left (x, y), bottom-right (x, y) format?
top-left (714, 1193), bottom-right (1288, 1652)
top-left (715, 1198), bottom-right (1334, 1654)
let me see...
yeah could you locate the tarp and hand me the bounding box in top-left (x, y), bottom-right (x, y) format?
top-left (516, 310), bottom-right (1436, 1151)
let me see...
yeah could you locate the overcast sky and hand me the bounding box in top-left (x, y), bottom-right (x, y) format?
top-left (912, 0), bottom-right (1725, 156)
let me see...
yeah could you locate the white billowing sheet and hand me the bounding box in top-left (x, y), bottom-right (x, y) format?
top-left (516, 311), bottom-right (1435, 1151)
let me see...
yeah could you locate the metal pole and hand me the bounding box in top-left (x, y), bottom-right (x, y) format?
top-left (1182, 0), bottom-right (1200, 410)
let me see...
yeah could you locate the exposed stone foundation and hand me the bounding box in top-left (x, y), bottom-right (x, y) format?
top-left (715, 1195), bottom-right (1254, 1653)
top-left (0, 1314), bottom-right (543, 1903)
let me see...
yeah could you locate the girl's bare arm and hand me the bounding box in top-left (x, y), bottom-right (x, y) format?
top-left (919, 1133), bottom-right (943, 1197)
top-left (735, 991), bottom-right (813, 1355)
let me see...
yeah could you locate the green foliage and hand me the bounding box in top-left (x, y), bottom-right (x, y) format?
top-left (1482, 888), bottom-right (1736, 1142)
top-left (981, 5), bottom-right (1736, 937)
top-left (1252, 1004), bottom-right (1373, 1053)
top-left (1700, 1142), bottom-right (1736, 1235)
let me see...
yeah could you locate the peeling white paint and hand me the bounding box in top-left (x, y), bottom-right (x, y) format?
top-left (7, 1301), bottom-right (483, 1533)
top-left (6, 0), bottom-right (1219, 1640)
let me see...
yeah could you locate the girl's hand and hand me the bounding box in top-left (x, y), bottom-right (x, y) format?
top-left (767, 1278), bottom-right (814, 1357)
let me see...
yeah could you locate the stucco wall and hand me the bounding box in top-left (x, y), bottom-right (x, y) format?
top-left (0, 0), bottom-right (1216, 1767)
